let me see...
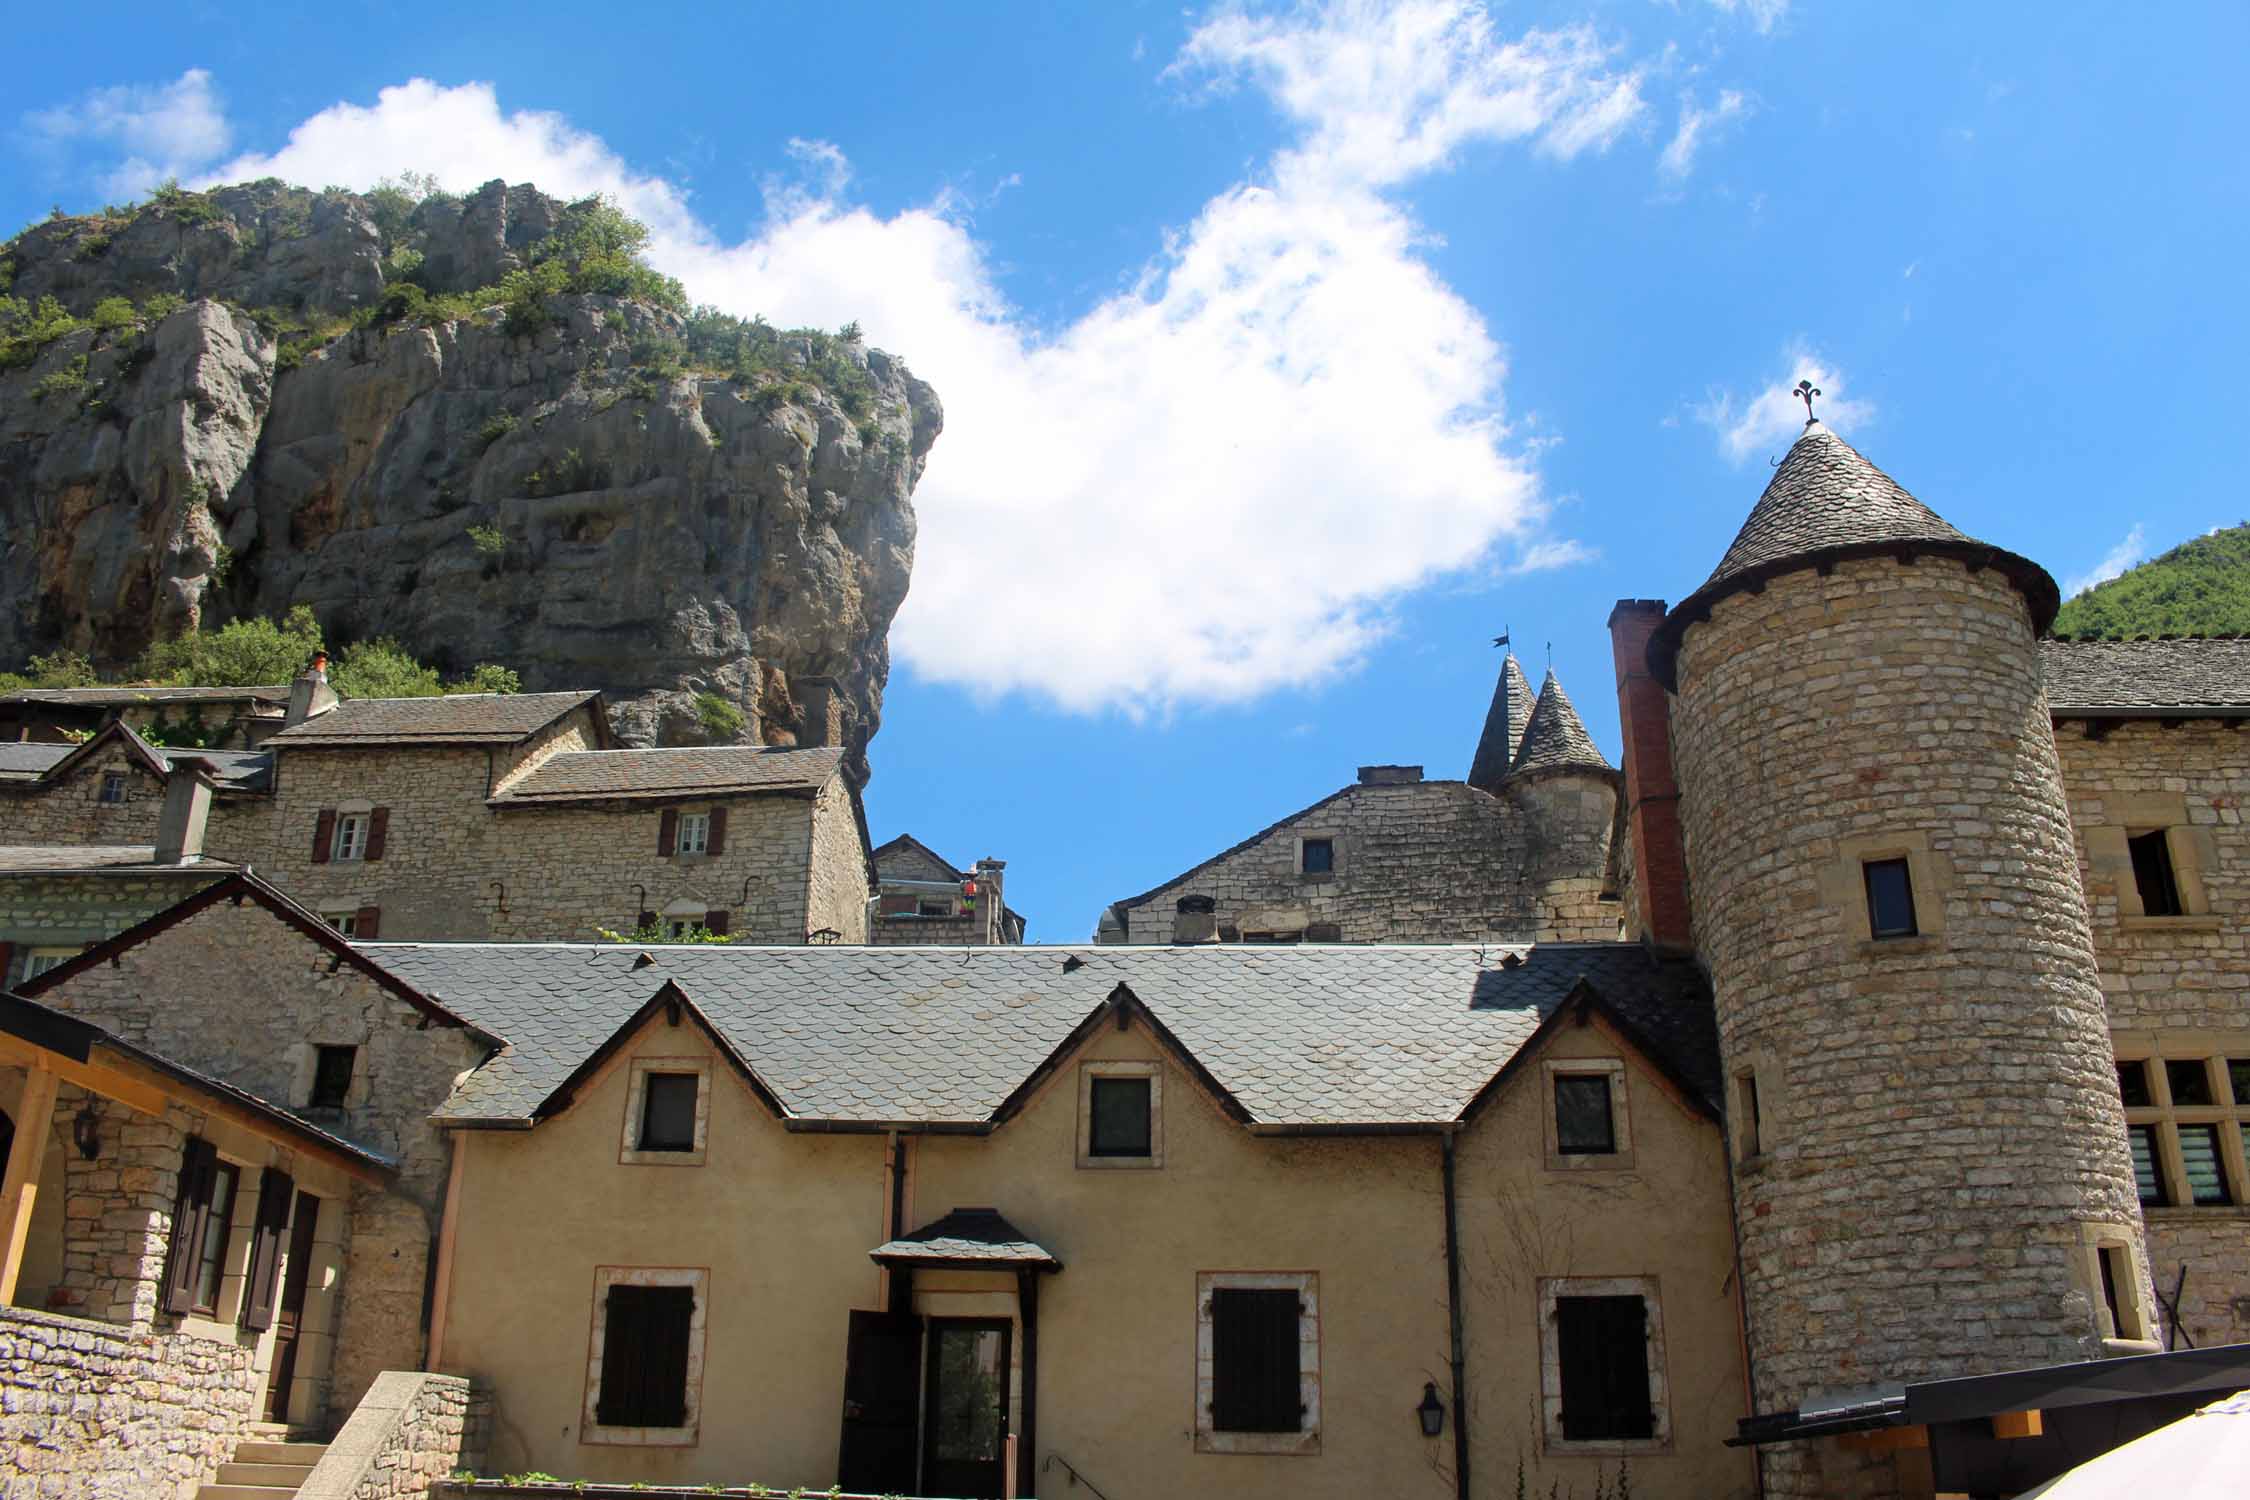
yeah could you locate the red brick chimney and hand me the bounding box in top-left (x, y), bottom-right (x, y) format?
top-left (1607, 600), bottom-right (1692, 950)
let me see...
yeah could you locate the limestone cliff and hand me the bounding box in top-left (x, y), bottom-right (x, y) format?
top-left (0, 180), bottom-right (942, 774)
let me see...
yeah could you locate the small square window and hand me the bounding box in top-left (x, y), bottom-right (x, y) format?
top-left (639, 1074), bottom-right (700, 1152)
top-left (2117, 1060), bottom-right (2152, 1108)
top-left (2128, 830), bottom-right (2184, 917)
top-left (2128, 1125), bottom-right (2166, 1207)
top-left (1088, 1076), bottom-right (1152, 1158)
top-left (2166, 1059), bottom-right (2213, 1107)
top-left (675, 812), bottom-right (710, 856)
top-left (1863, 858), bottom-right (1916, 939)
top-left (310, 1045), bottom-right (356, 1109)
top-left (98, 770), bottom-right (128, 805)
top-left (1300, 838), bottom-right (1334, 875)
top-left (1555, 1075), bottom-right (1616, 1155)
top-left (332, 813), bottom-right (368, 862)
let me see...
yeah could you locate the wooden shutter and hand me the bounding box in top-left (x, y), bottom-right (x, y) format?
top-left (311, 809), bottom-right (336, 864)
top-left (706, 807), bottom-right (727, 856)
top-left (1211, 1288), bottom-right (1302, 1433)
top-left (353, 906), bottom-right (381, 940)
top-left (878, 893), bottom-right (915, 917)
top-left (241, 1169), bottom-right (296, 1331)
top-left (364, 807), bottom-right (389, 861)
top-left (161, 1138), bottom-right (219, 1316)
top-left (657, 809), bottom-right (678, 856)
top-left (597, 1284), bottom-right (695, 1427)
top-left (1556, 1295), bottom-right (1652, 1441)
top-left (704, 910), bottom-right (730, 936)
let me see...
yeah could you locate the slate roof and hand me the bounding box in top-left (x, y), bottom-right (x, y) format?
top-left (2040, 638), bottom-right (2250, 713)
top-left (157, 748), bottom-right (273, 792)
top-left (1468, 653), bottom-right (1535, 793)
top-left (871, 1207), bottom-right (1062, 1270)
top-left (1649, 421), bottom-right (2060, 688)
top-left (0, 846), bottom-right (238, 875)
top-left (357, 940), bottom-right (1719, 1128)
top-left (494, 745), bottom-right (844, 804)
top-left (0, 744), bottom-right (73, 779)
top-left (0, 685), bottom-right (288, 707)
top-left (264, 691), bottom-right (599, 747)
top-left (1509, 670), bottom-right (1613, 778)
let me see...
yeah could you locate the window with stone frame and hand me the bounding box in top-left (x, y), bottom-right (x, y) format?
top-left (1078, 1060), bottom-right (1162, 1169)
top-left (1298, 836), bottom-right (1336, 876)
top-left (1537, 1276), bottom-right (1670, 1455)
top-left (621, 1058), bottom-right (713, 1166)
top-left (1195, 1271), bottom-right (1319, 1454)
top-left (1543, 1059), bottom-right (1632, 1169)
top-left (2116, 1054), bottom-right (2250, 1210)
top-left (310, 1045), bottom-right (357, 1109)
top-left (582, 1266), bottom-right (708, 1445)
top-left (2127, 830), bottom-right (2185, 917)
top-left (1862, 857), bottom-right (1917, 939)
top-left (98, 770), bottom-right (128, 805)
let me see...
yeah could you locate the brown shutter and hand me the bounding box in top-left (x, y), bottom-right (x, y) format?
top-left (241, 1169), bottom-right (295, 1332)
top-left (364, 807), bottom-right (389, 861)
top-left (878, 893), bottom-right (915, 917)
top-left (706, 807), bottom-right (727, 856)
top-left (311, 809), bottom-right (336, 863)
top-left (636, 911), bottom-right (657, 933)
top-left (354, 906), bottom-right (381, 941)
top-left (658, 809), bottom-right (678, 856)
top-left (704, 910), bottom-right (730, 936)
top-left (162, 1138), bottom-right (218, 1316)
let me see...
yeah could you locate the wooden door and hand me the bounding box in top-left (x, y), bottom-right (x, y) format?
top-left (836, 1308), bottom-right (922, 1494)
top-left (262, 1192), bottom-right (321, 1426)
top-left (922, 1318), bottom-right (1012, 1500)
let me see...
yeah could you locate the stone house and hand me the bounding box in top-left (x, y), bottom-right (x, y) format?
top-left (1097, 663), bottom-right (1623, 946)
top-left (0, 682), bottom-right (290, 747)
top-left (872, 834), bottom-right (1025, 944)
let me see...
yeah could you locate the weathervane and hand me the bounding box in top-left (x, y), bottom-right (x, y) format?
top-left (1492, 625), bottom-right (1511, 650)
top-left (1793, 379), bottom-right (1821, 425)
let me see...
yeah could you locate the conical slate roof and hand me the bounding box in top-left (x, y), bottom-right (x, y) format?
top-left (1647, 421), bottom-right (2059, 688)
top-left (1468, 652), bottom-right (1536, 792)
top-left (1508, 670), bottom-right (1613, 779)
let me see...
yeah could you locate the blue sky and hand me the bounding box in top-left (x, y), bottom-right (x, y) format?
top-left (10, 2), bottom-right (2248, 939)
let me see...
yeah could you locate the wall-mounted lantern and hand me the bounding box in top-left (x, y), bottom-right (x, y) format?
top-left (1416, 1381), bottom-right (1446, 1438)
top-left (71, 1103), bottom-right (101, 1160)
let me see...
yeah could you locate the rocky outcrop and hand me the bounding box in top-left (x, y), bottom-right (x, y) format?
top-left (0, 180), bottom-right (941, 774)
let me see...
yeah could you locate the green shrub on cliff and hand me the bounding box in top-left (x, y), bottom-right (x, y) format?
top-left (121, 604), bottom-right (520, 698)
top-left (2053, 522), bottom-right (2250, 639)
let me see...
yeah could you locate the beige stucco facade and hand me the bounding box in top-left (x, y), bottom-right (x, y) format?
top-left (434, 999), bottom-right (1751, 1497)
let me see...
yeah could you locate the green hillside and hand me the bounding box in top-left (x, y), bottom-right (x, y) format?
top-left (2052, 522), bottom-right (2250, 638)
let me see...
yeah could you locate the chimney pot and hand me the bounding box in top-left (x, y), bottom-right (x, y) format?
top-left (155, 760), bottom-right (216, 864)
top-left (794, 676), bottom-right (842, 749)
top-left (1357, 765), bottom-right (1424, 786)
top-left (285, 656), bottom-right (338, 729)
top-left (1608, 600), bottom-right (1692, 949)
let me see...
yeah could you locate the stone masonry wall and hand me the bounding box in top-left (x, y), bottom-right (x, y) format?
top-left (0, 1304), bottom-right (261, 1500)
top-left (1670, 556), bottom-right (2146, 1500)
top-left (298, 1370), bottom-right (491, 1500)
top-left (0, 746), bottom-right (166, 845)
top-left (0, 870), bottom-right (229, 978)
top-left (2056, 716), bottom-right (2250, 1347)
top-left (804, 776), bottom-right (870, 942)
top-left (32, 897), bottom-right (487, 1414)
top-left (55, 1092), bottom-right (190, 1329)
top-left (1098, 778), bottom-right (1621, 945)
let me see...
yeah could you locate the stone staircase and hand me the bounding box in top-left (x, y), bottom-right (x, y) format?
top-left (197, 1429), bottom-right (329, 1499)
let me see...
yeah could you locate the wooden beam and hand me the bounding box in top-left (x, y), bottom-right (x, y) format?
top-left (1840, 1424), bottom-right (1929, 1453)
top-left (0, 1067), bottom-right (59, 1304)
top-left (0, 1035), bottom-right (165, 1116)
top-left (1991, 1409), bottom-right (2044, 1440)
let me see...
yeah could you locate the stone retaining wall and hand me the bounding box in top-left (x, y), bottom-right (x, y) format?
top-left (300, 1370), bottom-right (491, 1500)
top-left (0, 1303), bottom-right (260, 1499)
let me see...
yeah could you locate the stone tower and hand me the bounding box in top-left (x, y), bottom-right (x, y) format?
top-left (1505, 669), bottom-right (1623, 941)
top-left (1646, 421), bottom-right (2148, 1498)
top-left (1468, 650), bottom-right (1535, 793)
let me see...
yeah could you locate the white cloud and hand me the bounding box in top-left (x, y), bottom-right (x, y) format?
top-left (1700, 0), bottom-right (1790, 35)
top-left (1695, 342), bottom-right (1876, 464)
top-left (181, 2), bottom-right (1663, 715)
top-left (1658, 88), bottom-right (1746, 179)
top-left (2064, 525), bottom-right (2148, 599)
top-left (21, 68), bottom-right (232, 198)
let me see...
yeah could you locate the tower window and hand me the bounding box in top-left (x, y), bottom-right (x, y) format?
top-left (2128, 830), bottom-right (2183, 917)
top-left (1733, 1069), bottom-right (1762, 1160)
top-left (1863, 858), bottom-right (1917, 939)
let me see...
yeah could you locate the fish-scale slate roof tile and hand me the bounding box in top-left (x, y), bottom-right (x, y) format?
top-left (265, 691), bottom-right (598, 746)
top-left (495, 745), bottom-right (843, 803)
top-left (0, 743), bottom-right (73, 778)
top-left (158, 748), bottom-right (273, 792)
top-left (1509, 670), bottom-right (1612, 778)
top-left (1469, 653), bottom-right (1536, 792)
top-left (872, 1207), bottom-right (1060, 1268)
top-left (1649, 422), bottom-right (2059, 688)
top-left (2040, 637), bottom-right (2250, 711)
top-left (362, 941), bottom-right (1717, 1127)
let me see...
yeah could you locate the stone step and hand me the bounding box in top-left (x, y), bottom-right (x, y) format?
top-left (218, 1461), bottom-right (318, 1485)
top-left (232, 1441), bottom-right (328, 1466)
top-left (198, 1487), bottom-right (302, 1500)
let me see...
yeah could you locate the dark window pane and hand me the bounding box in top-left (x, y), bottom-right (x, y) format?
top-left (1211, 1288), bottom-right (1302, 1432)
top-left (1556, 1295), bottom-right (1653, 1441)
top-left (1555, 1076), bottom-right (1616, 1155)
top-left (311, 1045), bottom-right (356, 1109)
top-left (639, 1074), bottom-right (699, 1152)
top-left (2229, 1060), bottom-right (2250, 1107)
top-left (1736, 1072), bottom-right (1762, 1156)
top-left (1864, 859), bottom-right (1916, 938)
top-left (2179, 1125), bottom-right (2231, 1206)
top-left (2128, 830), bottom-right (2183, 917)
top-left (597, 1284), bottom-right (694, 1427)
top-left (2166, 1060), bottom-right (2214, 1107)
top-left (931, 1325), bottom-right (1007, 1461)
top-left (2098, 1247), bottom-right (2127, 1339)
top-left (193, 1162), bottom-right (239, 1313)
top-left (2129, 1125), bottom-right (2166, 1207)
top-left (1301, 839), bottom-right (1334, 875)
top-left (1088, 1077), bottom-right (1152, 1158)
top-left (2117, 1060), bottom-right (2152, 1109)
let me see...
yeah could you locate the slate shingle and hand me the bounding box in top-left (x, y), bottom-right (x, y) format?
top-left (1509, 670), bottom-right (1612, 778)
top-left (2040, 637), bottom-right (2250, 711)
top-left (265, 691), bottom-right (599, 746)
top-left (494, 746), bottom-right (843, 803)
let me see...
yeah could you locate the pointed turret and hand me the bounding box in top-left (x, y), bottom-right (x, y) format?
top-left (1646, 420), bottom-right (2058, 688)
top-left (1507, 669), bottom-right (1612, 780)
top-left (1468, 652), bottom-right (1535, 792)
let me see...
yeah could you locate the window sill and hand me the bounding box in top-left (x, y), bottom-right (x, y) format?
top-left (618, 1148), bottom-right (707, 1168)
top-left (1542, 1433), bottom-right (1671, 1459)
top-left (2119, 915), bottom-right (2222, 934)
top-left (1856, 934), bottom-right (1943, 958)
top-left (1195, 1428), bottom-right (1320, 1456)
top-left (1077, 1153), bottom-right (1161, 1170)
top-left (1546, 1151), bottom-right (1636, 1173)
top-left (579, 1422), bottom-right (699, 1447)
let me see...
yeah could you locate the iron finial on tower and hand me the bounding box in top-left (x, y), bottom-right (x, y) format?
top-left (1793, 379), bottom-right (1821, 426)
top-left (1493, 626), bottom-right (1511, 651)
